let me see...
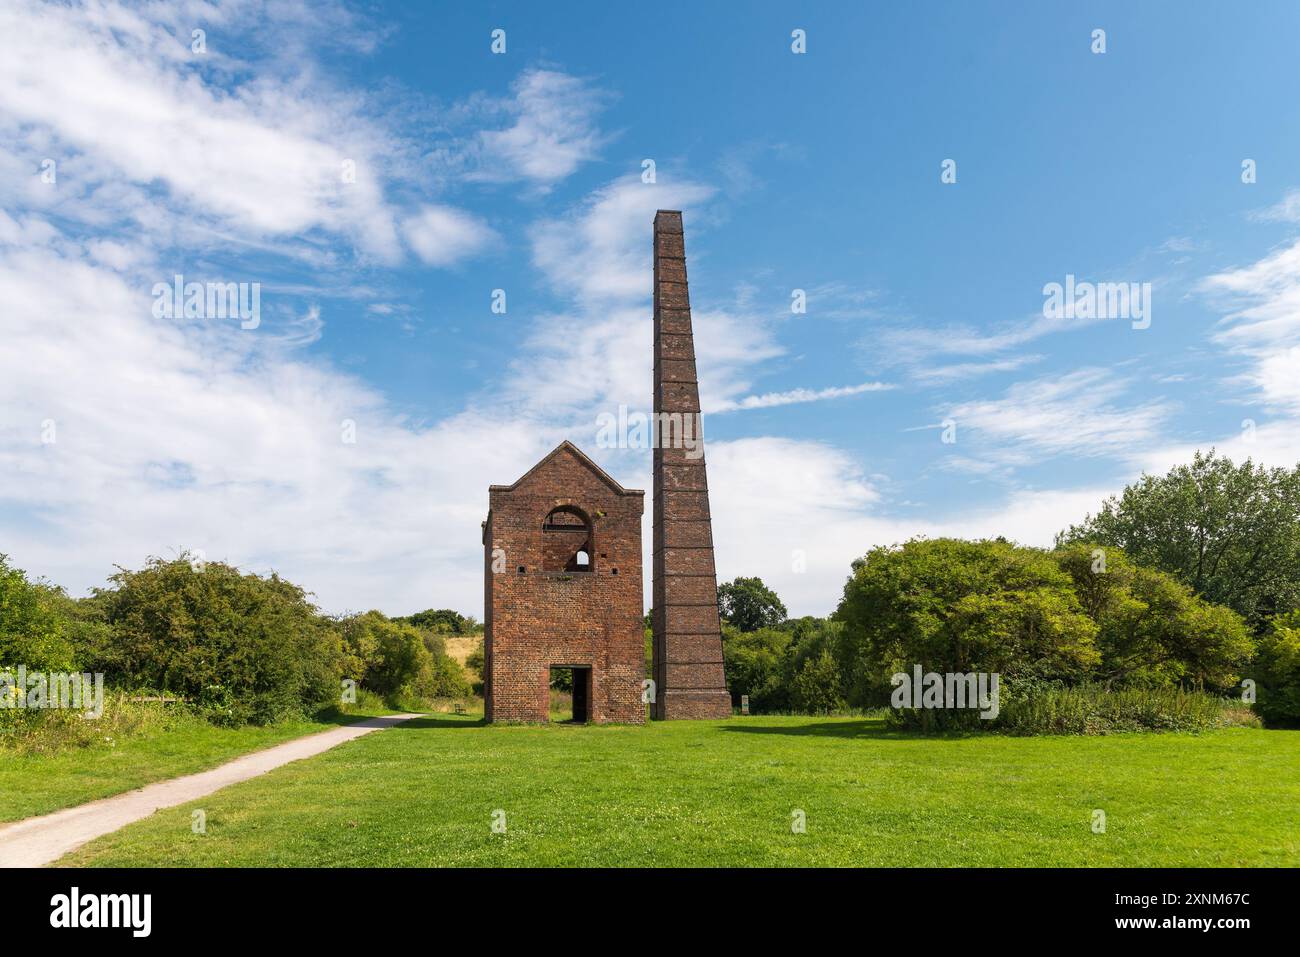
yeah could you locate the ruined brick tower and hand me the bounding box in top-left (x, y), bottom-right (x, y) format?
top-left (651, 210), bottom-right (732, 719)
top-left (482, 442), bottom-right (646, 724)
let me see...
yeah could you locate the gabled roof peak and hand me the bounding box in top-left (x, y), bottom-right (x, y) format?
top-left (489, 440), bottom-right (644, 496)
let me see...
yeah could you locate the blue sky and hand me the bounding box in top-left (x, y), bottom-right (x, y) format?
top-left (4, 0), bottom-right (1300, 617)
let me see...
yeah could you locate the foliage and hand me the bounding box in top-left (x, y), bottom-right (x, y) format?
top-left (1052, 543), bottom-right (1254, 692)
top-left (717, 576), bottom-right (788, 632)
top-left (886, 683), bottom-right (1236, 735)
top-left (94, 556), bottom-right (343, 725)
top-left (1059, 451), bottom-right (1300, 627)
top-left (721, 618), bottom-right (846, 714)
top-left (0, 554), bottom-right (75, 674)
top-left (395, 608), bottom-right (479, 634)
top-left (834, 538), bottom-right (1100, 709)
top-left (465, 639), bottom-right (484, 677)
top-left (1253, 611), bottom-right (1300, 727)
top-left (721, 624), bottom-right (792, 712)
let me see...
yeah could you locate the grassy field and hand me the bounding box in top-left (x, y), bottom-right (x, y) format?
top-left (0, 703), bottom-right (394, 823)
top-left (57, 714), bottom-right (1299, 867)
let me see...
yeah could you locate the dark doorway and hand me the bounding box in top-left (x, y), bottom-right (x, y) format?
top-left (549, 666), bottom-right (591, 723)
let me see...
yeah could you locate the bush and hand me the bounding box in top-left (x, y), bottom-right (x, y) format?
top-left (96, 557), bottom-right (343, 725)
top-left (0, 691), bottom-right (200, 755)
top-left (1254, 612), bottom-right (1300, 727)
top-left (722, 625), bottom-right (792, 712)
top-left (0, 554), bottom-right (75, 674)
top-left (339, 610), bottom-right (472, 704)
top-left (995, 684), bottom-right (1233, 735)
top-left (1053, 544), bottom-right (1254, 692)
top-left (835, 538), bottom-right (1100, 709)
top-left (886, 681), bottom-right (1233, 735)
top-left (338, 611), bottom-right (428, 699)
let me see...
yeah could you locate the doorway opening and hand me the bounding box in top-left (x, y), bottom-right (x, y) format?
top-left (548, 666), bottom-right (591, 723)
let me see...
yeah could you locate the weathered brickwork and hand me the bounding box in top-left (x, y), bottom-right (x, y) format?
top-left (651, 210), bottom-right (733, 720)
top-left (483, 441), bottom-right (646, 724)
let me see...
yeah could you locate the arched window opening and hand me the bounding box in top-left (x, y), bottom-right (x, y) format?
top-left (542, 506), bottom-right (594, 573)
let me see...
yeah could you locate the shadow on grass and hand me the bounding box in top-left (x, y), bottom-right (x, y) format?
top-left (309, 707), bottom-right (400, 728)
top-left (719, 718), bottom-right (984, 741)
top-left (390, 715), bottom-right (486, 731)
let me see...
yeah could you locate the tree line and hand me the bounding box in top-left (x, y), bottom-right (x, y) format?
top-left (720, 452), bottom-right (1300, 730)
top-left (1, 554), bottom-right (473, 730)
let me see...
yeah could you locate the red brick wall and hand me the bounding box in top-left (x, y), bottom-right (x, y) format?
top-left (651, 210), bottom-right (733, 720)
top-left (483, 443), bottom-right (645, 724)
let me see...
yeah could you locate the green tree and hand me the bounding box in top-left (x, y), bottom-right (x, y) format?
top-left (338, 611), bottom-right (430, 698)
top-left (1053, 544), bottom-right (1254, 691)
top-left (717, 577), bottom-right (788, 633)
top-left (721, 624), bottom-right (792, 711)
top-left (1254, 612), bottom-right (1300, 727)
top-left (1059, 451), bottom-right (1300, 627)
top-left (0, 555), bottom-right (75, 674)
top-left (97, 556), bottom-right (342, 724)
top-left (834, 538), bottom-right (1100, 708)
top-left (396, 608), bottom-right (478, 634)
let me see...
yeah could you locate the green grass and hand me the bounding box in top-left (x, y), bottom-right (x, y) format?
top-left (0, 703), bottom-right (396, 823)
top-left (56, 715), bottom-right (1299, 867)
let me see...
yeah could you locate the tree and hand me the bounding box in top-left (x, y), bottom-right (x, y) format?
top-left (396, 608), bottom-right (478, 634)
top-left (1254, 612), bottom-right (1300, 727)
top-left (97, 557), bottom-right (342, 724)
top-left (0, 554), bottom-right (75, 674)
top-left (721, 624), bottom-right (792, 711)
top-left (1053, 544), bottom-right (1254, 691)
top-left (1059, 451), bottom-right (1300, 627)
top-left (337, 611), bottom-right (430, 698)
top-left (834, 539), bottom-right (1100, 708)
top-left (717, 577), bottom-right (788, 633)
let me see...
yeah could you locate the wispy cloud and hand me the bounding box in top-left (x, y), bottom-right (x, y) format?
top-left (910, 354), bottom-right (1044, 386)
top-left (1249, 189), bottom-right (1300, 224)
top-left (469, 69), bottom-right (612, 189)
top-left (711, 381), bottom-right (891, 413)
top-left (944, 368), bottom-right (1174, 465)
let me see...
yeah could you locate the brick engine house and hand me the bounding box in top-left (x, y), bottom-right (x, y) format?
top-left (482, 442), bottom-right (647, 724)
top-left (482, 210), bottom-right (731, 723)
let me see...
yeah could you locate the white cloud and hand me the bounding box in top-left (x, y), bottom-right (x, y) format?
top-left (704, 436), bottom-right (1114, 614)
top-left (0, 0), bottom-right (403, 262)
top-left (1199, 239), bottom-right (1300, 413)
top-left (711, 381), bottom-right (892, 413)
top-left (471, 69), bottom-right (610, 187)
top-left (401, 205), bottom-right (499, 267)
top-left (910, 354), bottom-right (1044, 386)
top-left (1250, 189), bottom-right (1300, 224)
top-left (944, 368), bottom-right (1174, 465)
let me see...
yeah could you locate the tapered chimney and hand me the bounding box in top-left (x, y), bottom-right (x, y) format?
top-left (651, 211), bottom-right (732, 720)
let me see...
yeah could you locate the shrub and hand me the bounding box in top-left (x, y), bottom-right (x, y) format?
top-left (95, 557), bottom-right (343, 725)
top-left (835, 538), bottom-right (1100, 709)
top-left (722, 625), bottom-right (792, 712)
top-left (886, 681), bottom-right (1231, 735)
top-left (1253, 612), bottom-right (1300, 727)
top-left (0, 691), bottom-right (200, 756)
top-left (0, 554), bottom-right (75, 674)
top-left (1053, 544), bottom-right (1254, 691)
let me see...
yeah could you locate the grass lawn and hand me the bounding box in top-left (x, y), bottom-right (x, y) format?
top-left (0, 704), bottom-right (395, 824)
top-left (58, 714), bottom-right (1299, 867)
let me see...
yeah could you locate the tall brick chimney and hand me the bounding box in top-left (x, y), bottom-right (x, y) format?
top-left (651, 210), bottom-right (732, 720)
